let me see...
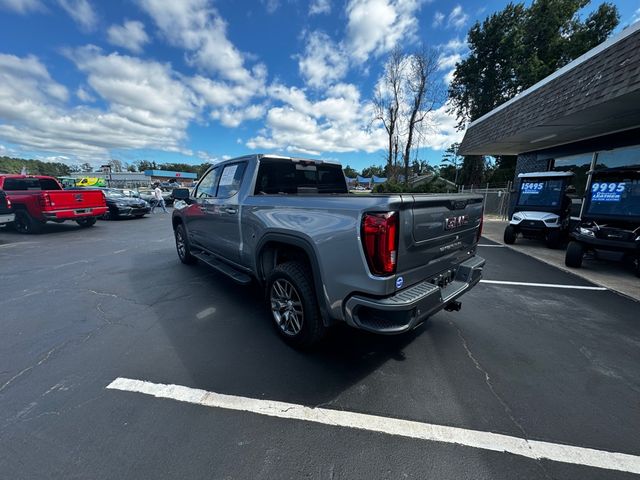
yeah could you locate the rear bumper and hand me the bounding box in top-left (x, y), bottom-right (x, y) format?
top-left (343, 255), bottom-right (485, 334)
top-left (0, 213), bottom-right (14, 224)
top-left (42, 207), bottom-right (108, 220)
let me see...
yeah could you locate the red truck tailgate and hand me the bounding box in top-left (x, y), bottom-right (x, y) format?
top-left (45, 189), bottom-right (106, 211)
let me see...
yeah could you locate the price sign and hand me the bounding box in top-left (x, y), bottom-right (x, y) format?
top-left (521, 182), bottom-right (544, 195)
top-left (591, 182), bottom-right (625, 202)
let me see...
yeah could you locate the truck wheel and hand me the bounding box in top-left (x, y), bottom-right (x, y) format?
top-left (565, 241), bottom-right (584, 268)
top-left (76, 217), bottom-right (97, 228)
top-left (267, 261), bottom-right (325, 349)
top-left (503, 225), bottom-right (516, 244)
top-left (13, 211), bottom-right (43, 234)
top-left (546, 229), bottom-right (562, 249)
top-left (174, 223), bottom-right (197, 265)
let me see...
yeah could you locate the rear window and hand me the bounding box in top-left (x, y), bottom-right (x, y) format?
top-left (254, 160), bottom-right (347, 195)
top-left (2, 178), bottom-right (62, 191)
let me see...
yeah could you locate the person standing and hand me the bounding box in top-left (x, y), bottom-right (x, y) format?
top-left (151, 183), bottom-right (167, 213)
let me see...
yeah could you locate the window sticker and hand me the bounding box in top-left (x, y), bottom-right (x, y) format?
top-left (591, 182), bottom-right (625, 202)
top-left (521, 182), bottom-right (544, 194)
top-left (219, 165), bottom-right (238, 186)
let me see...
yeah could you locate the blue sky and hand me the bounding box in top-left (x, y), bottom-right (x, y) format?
top-left (0, 0), bottom-right (638, 172)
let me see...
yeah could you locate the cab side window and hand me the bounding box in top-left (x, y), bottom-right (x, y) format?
top-left (216, 163), bottom-right (247, 198)
top-left (195, 167), bottom-right (221, 198)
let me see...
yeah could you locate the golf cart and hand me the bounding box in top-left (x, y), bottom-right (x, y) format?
top-left (504, 171), bottom-right (575, 248)
top-left (565, 167), bottom-right (640, 277)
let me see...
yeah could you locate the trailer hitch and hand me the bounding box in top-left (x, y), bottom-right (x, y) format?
top-left (444, 300), bottom-right (462, 312)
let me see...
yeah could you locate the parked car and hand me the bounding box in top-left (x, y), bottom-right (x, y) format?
top-left (0, 190), bottom-right (14, 227)
top-left (504, 171), bottom-right (575, 248)
top-left (565, 167), bottom-right (640, 277)
top-left (172, 154), bottom-right (485, 348)
top-left (69, 188), bottom-right (151, 220)
top-left (0, 175), bottom-right (107, 233)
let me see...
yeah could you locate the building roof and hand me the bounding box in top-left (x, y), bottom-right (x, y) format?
top-left (459, 22), bottom-right (640, 156)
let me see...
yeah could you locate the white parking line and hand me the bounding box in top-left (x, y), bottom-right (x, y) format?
top-left (107, 377), bottom-right (640, 475)
top-left (477, 244), bottom-right (506, 247)
top-left (480, 280), bottom-right (607, 291)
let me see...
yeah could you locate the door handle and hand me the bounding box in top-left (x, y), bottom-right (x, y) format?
top-left (224, 207), bottom-right (237, 214)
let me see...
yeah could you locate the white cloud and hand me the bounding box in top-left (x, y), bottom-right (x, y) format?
top-left (345, 0), bottom-right (424, 64)
top-left (107, 20), bottom-right (150, 53)
top-left (211, 104), bottom-right (266, 128)
top-left (57, 0), bottom-right (98, 32)
top-left (432, 11), bottom-right (444, 27)
top-left (309, 0), bottom-right (331, 15)
top-left (0, 51), bottom-right (200, 164)
top-left (76, 86), bottom-right (94, 102)
top-left (631, 8), bottom-right (640, 25)
top-left (0, 0), bottom-right (44, 13)
top-left (139, 0), bottom-right (255, 83)
top-left (437, 53), bottom-right (461, 71)
top-left (298, 31), bottom-right (348, 88)
top-left (447, 5), bottom-right (468, 29)
top-left (248, 83), bottom-right (386, 154)
top-left (422, 102), bottom-right (463, 149)
top-left (261, 0), bottom-right (279, 14)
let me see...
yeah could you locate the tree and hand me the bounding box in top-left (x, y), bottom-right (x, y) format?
top-left (126, 164), bottom-right (137, 172)
top-left (449, 0), bottom-right (619, 128)
top-left (373, 47), bottom-right (403, 178)
top-left (343, 165), bottom-right (358, 178)
top-left (361, 165), bottom-right (385, 178)
top-left (109, 159), bottom-right (124, 172)
top-left (440, 143), bottom-right (463, 184)
top-left (80, 162), bottom-right (93, 172)
top-left (458, 156), bottom-right (487, 187)
top-left (401, 48), bottom-right (441, 184)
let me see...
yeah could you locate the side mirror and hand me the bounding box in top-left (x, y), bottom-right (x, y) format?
top-left (172, 188), bottom-right (190, 200)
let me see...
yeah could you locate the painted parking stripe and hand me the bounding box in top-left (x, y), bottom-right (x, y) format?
top-left (480, 280), bottom-right (607, 291)
top-left (477, 244), bottom-right (506, 247)
top-left (107, 377), bottom-right (640, 475)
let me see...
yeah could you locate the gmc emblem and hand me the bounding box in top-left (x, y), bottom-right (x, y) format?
top-left (445, 215), bottom-right (469, 230)
top-left (74, 193), bottom-right (83, 202)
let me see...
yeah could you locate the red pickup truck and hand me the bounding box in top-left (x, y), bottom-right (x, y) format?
top-left (0, 175), bottom-right (107, 234)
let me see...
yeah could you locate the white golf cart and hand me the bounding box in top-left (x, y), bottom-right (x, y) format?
top-left (504, 171), bottom-right (575, 249)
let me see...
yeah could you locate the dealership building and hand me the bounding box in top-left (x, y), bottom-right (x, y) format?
top-left (459, 21), bottom-right (640, 204)
top-left (71, 169), bottom-right (197, 188)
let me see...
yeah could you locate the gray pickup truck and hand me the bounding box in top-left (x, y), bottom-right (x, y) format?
top-left (172, 154), bottom-right (485, 348)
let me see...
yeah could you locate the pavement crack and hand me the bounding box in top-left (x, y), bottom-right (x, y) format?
top-left (449, 319), bottom-right (528, 437)
top-left (0, 345), bottom-right (61, 394)
top-left (450, 319), bottom-right (554, 480)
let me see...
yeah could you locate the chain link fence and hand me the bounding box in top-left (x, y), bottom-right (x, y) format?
top-left (459, 182), bottom-right (513, 219)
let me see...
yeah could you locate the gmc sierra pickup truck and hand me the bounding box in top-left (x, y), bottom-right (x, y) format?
top-left (0, 190), bottom-right (14, 227)
top-left (172, 154), bottom-right (485, 348)
top-left (0, 175), bottom-right (107, 234)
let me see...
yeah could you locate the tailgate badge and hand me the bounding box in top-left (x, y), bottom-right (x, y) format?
top-left (445, 215), bottom-right (468, 230)
top-left (395, 277), bottom-right (404, 289)
top-left (74, 193), bottom-right (83, 202)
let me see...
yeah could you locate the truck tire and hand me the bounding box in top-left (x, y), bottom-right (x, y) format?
top-left (503, 225), bottom-right (516, 244)
top-left (546, 229), bottom-right (562, 249)
top-left (266, 261), bottom-right (325, 349)
top-left (13, 210), bottom-right (43, 234)
top-left (174, 223), bottom-right (197, 265)
top-left (565, 241), bottom-right (584, 268)
top-left (77, 217), bottom-right (97, 228)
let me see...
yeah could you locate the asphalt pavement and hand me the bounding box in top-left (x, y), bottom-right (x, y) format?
top-left (1, 214), bottom-right (639, 479)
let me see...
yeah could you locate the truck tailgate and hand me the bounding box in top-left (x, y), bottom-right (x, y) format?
top-left (45, 190), bottom-right (106, 211)
top-left (396, 194), bottom-right (483, 286)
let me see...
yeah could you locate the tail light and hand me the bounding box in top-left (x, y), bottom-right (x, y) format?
top-left (38, 192), bottom-right (52, 208)
top-left (6, 197), bottom-right (11, 209)
top-left (361, 212), bottom-right (398, 276)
